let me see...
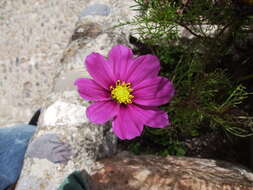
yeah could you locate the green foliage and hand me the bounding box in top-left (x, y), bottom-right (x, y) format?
top-left (122, 0), bottom-right (253, 156)
top-left (124, 127), bottom-right (187, 156)
top-left (131, 0), bottom-right (235, 41)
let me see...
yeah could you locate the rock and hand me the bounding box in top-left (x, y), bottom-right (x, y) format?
top-left (0, 0), bottom-right (137, 127)
top-left (87, 153), bottom-right (253, 190)
top-left (53, 0), bottom-right (138, 93)
top-left (15, 91), bottom-right (117, 190)
top-left (0, 0), bottom-right (87, 127)
top-left (80, 4), bottom-right (111, 17)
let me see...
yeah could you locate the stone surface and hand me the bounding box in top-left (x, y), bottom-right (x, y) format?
top-left (87, 152), bottom-right (253, 190)
top-left (0, 0), bottom-right (137, 127)
top-left (15, 91), bottom-right (117, 190)
top-left (53, 0), bottom-right (137, 93)
top-left (80, 3), bottom-right (111, 17)
top-left (0, 0), bottom-right (88, 127)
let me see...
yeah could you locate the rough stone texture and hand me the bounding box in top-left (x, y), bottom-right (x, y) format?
top-left (87, 152), bottom-right (253, 190)
top-left (0, 0), bottom-right (137, 127)
top-left (0, 0), bottom-right (86, 126)
top-left (53, 0), bottom-right (137, 93)
top-left (80, 3), bottom-right (111, 17)
top-left (15, 90), bottom-right (117, 190)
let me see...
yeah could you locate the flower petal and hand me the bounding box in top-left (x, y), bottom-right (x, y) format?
top-left (108, 45), bottom-right (133, 81)
top-left (133, 77), bottom-right (175, 106)
top-left (85, 53), bottom-right (114, 89)
top-left (74, 78), bottom-right (110, 101)
top-left (112, 105), bottom-right (144, 140)
top-left (86, 101), bottom-right (119, 124)
top-left (130, 104), bottom-right (170, 128)
top-left (126, 55), bottom-right (160, 86)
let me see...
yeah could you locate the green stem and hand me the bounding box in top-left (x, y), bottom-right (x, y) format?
top-left (238, 74), bottom-right (253, 82)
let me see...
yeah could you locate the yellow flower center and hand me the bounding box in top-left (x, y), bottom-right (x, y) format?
top-left (110, 80), bottom-right (134, 104)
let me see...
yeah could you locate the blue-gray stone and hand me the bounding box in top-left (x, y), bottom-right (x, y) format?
top-left (80, 4), bottom-right (110, 17)
top-left (0, 124), bottom-right (36, 190)
top-left (26, 133), bottom-right (72, 164)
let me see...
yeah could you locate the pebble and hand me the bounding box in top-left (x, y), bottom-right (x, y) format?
top-left (80, 4), bottom-right (111, 17)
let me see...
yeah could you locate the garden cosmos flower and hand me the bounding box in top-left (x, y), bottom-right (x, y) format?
top-left (75, 45), bottom-right (175, 140)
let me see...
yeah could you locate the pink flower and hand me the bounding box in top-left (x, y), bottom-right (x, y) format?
top-left (75, 45), bottom-right (175, 140)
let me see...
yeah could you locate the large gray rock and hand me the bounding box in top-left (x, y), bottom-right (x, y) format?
top-left (0, 0), bottom-right (137, 127)
top-left (0, 0), bottom-right (88, 126)
top-left (53, 0), bottom-right (138, 93)
top-left (15, 90), bottom-right (117, 190)
top-left (4, 0), bottom-right (138, 188)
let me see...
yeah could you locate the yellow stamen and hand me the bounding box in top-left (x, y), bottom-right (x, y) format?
top-left (110, 80), bottom-right (134, 104)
